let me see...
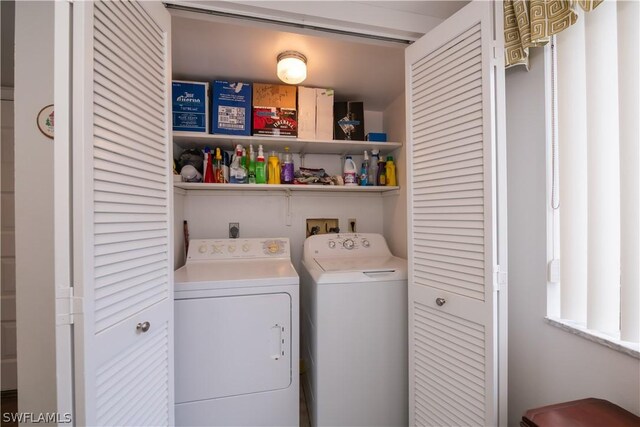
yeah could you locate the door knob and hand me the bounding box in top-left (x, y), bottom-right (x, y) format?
top-left (136, 321), bottom-right (151, 333)
top-left (435, 297), bottom-right (446, 307)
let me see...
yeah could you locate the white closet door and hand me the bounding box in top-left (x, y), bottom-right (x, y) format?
top-left (405, 1), bottom-right (507, 426)
top-left (70, 1), bottom-right (173, 424)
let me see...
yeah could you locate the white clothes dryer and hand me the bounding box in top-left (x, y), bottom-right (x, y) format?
top-left (301, 233), bottom-right (408, 427)
top-left (174, 238), bottom-right (299, 426)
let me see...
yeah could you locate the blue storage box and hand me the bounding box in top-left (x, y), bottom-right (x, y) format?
top-left (366, 132), bottom-right (387, 142)
top-left (212, 81), bottom-right (252, 136)
top-left (172, 81), bottom-right (209, 133)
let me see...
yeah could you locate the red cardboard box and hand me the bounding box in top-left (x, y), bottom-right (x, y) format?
top-left (253, 84), bottom-right (297, 137)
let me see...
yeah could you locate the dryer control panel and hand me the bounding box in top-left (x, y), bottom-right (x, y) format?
top-left (187, 238), bottom-right (290, 261)
top-left (303, 233), bottom-right (392, 259)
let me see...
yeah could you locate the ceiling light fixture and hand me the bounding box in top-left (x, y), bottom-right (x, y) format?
top-left (277, 51), bottom-right (307, 85)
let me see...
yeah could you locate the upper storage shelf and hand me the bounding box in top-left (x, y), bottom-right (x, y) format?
top-left (173, 132), bottom-right (402, 156)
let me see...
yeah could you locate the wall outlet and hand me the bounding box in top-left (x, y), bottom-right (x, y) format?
top-left (229, 222), bottom-right (240, 238)
top-left (348, 218), bottom-right (356, 233)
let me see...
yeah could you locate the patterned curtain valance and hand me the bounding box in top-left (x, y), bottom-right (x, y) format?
top-left (504, 0), bottom-right (604, 68)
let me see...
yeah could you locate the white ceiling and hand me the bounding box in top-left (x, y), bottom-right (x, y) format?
top-left (172, 15), bottom-right (406, 110)
top-left (170, 1), bottom-right (470, 111)
top-left (356, 1), bottom-right (469, 19)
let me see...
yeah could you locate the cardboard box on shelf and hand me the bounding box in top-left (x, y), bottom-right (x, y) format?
top-left (297, 86), bottom-right (316, 140)
top-left (172, 80), bottom-right (209, 133)
top-left (316, 89), bottom-right (334, 140)
top-left (253, 83), bottom-right (297, 137)
top-left (211, 81), bottom-right (252, 136)
top-left (334, 101), bottom-right (365, 141)
top-left (366, 133), bottom-right (387, 142)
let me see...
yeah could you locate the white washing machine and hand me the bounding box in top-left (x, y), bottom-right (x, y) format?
top-left (301, 233), bottom-right (408, 427)
top-left (174, 238), bottom-right (299, 426)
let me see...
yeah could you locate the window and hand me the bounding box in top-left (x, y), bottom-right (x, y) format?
top-left (547, 0), bottom-right (639, 355)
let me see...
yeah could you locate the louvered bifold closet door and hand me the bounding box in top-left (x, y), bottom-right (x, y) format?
top-left (72, 1), bottom-right (173, 425)
top-left (405, 1), bottom-right (506, 426)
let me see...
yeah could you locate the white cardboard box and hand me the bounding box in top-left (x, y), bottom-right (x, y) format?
top-left (316, 88), bottom-right (334, 140)
top-left (297, 86), bottom-right (316, 140)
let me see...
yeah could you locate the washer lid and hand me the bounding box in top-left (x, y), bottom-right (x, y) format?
top-left (174, 259), bottom-right (299, 292)
top-left (314, 256), bottom-right (396, 272)
top-left (310, 255), bottom-right (407, 283)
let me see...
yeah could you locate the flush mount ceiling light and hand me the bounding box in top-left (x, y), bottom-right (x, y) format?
top-left (277, 51), bottom-right (307, 85)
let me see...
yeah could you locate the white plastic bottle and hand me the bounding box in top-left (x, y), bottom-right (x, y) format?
top-left (343, 155), bottom-right (358, 186)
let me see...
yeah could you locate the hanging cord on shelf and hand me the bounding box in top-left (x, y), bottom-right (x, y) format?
top-left (183, 220), bottom-right (190, 257)
top-left (551, 37), bottom-right (560, 210)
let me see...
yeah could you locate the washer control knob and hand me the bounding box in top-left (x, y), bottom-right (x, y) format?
top-left (343, 239), bottom-right (355, 250)
top-left (361, 239), bottom-right (370, 248)
top-left (228, 245), bottom-right (236, 253)
top-left (242, 243), bottom-right (251, 252)
top-left (328, 241), bottom-right (336, 249)
top-left (212, 245), bottom-right (223, 254)
top-left (267, 242), bottom-right (280, 254)
top-left (198, 244), bottom-right (207, 254)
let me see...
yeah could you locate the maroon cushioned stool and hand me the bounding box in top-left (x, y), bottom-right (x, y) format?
top-left (521, 398), bottom-right (640, 427)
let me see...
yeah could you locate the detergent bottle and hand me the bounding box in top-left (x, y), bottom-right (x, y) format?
top-left (385, 156), bottom-right (397, 186)
top-left (376, 156), bottom-right (386, 186)
top-left (268, 151), bottom-right (281, 185)
top-left (256, 145), bottom-right (266, 184)
top-left (282, 147), bottom-right (294, 184)
top-left (343, 156), bottom-right (357, 186)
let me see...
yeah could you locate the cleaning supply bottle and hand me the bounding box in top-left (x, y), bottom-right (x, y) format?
top-left (343, 155), bottom-right (357, 186)
top-left (256, 145), bottom-right (267, 184)
top-left (248, 144), bottom-right (256, 184)
top-left (222, 150), bottom-right (230, 183)
top-left (376, 156), bottom-right (386, 186)
top-left (385, 156), bottom-right (397, 186)
top-left (241, 147), bottom-right (247, 171)
top-left (214, 147), bottom-right (225, 183)
top-left (230, 144), bottom-right (247, 184)
top-left (203, 147), bottom-right (215, 183)
top-left (369, 149), bottom-right (379, 186)
top-left (282, 147), bottom-right (294, 184)
top-left (359, 150), bottom-right (369, 186)
top-left (267, 151), bottom-right (281, 184)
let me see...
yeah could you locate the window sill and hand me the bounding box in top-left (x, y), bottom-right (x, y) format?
top-left (545, 317), bottom-right (640, 360)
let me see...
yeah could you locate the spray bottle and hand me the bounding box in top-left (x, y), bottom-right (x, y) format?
top-left (248, 144), bottom-right (256, 184)
top-left (203, 147), bottom-right (215, 183)
top-left (214, 148), bottom-right (225, 183)
top-left (230, 144), bottom-right (247, 184)
top-left (369, 149), bottom-right (379, 186)
top-left (256, 145), bottom-right (266, 184)
top-left (359, 151), bottom-right (369, 186)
